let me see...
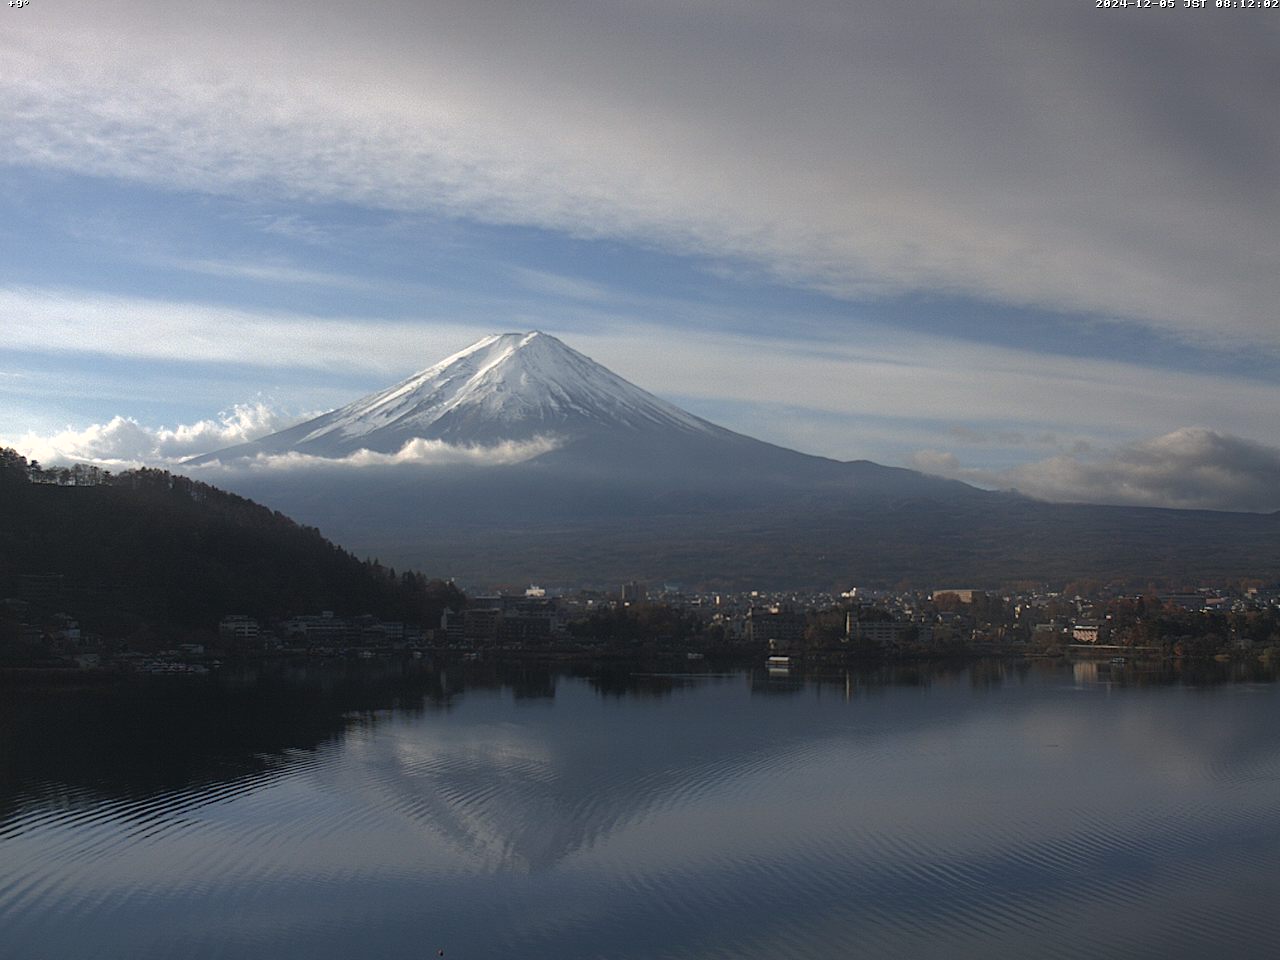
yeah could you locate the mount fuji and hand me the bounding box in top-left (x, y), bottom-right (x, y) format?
top-left (185, 332), bottom-right (1280, 588)
top-left (187, 331), bottom-right (960, 495)
top-left (190, 332), bottom-right (725, 461)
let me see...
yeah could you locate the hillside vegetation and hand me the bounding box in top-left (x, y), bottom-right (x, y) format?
top-left (0, 448), bottom-right (461, 639)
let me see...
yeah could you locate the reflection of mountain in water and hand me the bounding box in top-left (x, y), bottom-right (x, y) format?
top-left (293, 660), bottom-right (1280, 874)
top-left (336, 675), bottom-right (803, 872)
top-left (6, 660), bottom-right (1280, 960)
top-left (3, 659), bottom-right (1277, 874)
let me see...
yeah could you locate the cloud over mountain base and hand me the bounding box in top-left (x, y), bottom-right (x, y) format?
top-left (195, 437), bottom-right (561, 472)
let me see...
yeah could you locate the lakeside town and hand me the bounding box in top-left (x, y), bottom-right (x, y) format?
top-left (6, 575), bottom-right (1280, 675)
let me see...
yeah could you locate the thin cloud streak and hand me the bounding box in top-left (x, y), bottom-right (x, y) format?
top-left (0, 287), bottom-right (487, 376)
top-left (168, 259), bottom-right (388, 292)
top-left (508, 268), bottom-right (614, 303)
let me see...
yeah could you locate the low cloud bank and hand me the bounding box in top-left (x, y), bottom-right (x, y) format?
top-left (5, 407), bottom-right (559, 472)
top-left (9, 403), bottom-right (300, 468)
top-left (911, 428), bottom-right (1280, 513)
top-left (15, 409), bottom-right (1276, 512)
top-left (195, 437), bottom-right (560, 472)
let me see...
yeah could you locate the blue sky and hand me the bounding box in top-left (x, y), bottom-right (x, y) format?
top-left (3, 0), bottom-right (1279, 510)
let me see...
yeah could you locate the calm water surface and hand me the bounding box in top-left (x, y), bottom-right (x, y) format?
top-left (2, 659), bottom-right (1279, 959)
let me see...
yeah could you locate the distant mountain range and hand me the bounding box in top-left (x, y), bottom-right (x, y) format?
top-left (187, 332), bottom-right (1280, 589)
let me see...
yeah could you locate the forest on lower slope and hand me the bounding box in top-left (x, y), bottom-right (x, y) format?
top-left (0, 448), bottom-right (462, 639)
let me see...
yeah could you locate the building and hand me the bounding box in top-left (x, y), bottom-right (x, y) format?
top-left (746, 605), bottom-right (806, 650)
top-left (445, 594), bottom-right (568, 646)
top-left (219, 615), bottom-right (261, 645)
top-left (459, 598), bottom-right (503, 642)
top-left (280, 611), bottom-right (353, 645)
top-left (1071, 621), bottom-right (1103, 644)
top-left (847, 615), bottom-right (934, 649)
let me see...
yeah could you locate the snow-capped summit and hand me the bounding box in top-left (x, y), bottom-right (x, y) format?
top-left (186, 331), bottom-right (732, 463)
top-left (328, 331), bottom-right (719, 444)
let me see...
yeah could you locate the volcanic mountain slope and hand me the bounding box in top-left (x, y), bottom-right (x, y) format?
top-left (184, 332), bottom-right (1280, 588)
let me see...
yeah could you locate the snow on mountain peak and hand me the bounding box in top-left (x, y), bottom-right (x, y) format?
top-left (235, 330), bottom-right (724, 458)
top-left (182, 331), bottom-right (740, 464)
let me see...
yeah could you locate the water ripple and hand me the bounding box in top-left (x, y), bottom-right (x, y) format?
top-left (3, 669), bottom-right (1279, 959)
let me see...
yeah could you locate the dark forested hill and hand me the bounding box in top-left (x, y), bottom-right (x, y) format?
top-left (0, 448), bottom-right (462, 638)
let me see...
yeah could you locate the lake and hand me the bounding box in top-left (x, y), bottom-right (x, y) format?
top-left (2, 658), bottom-right (1278, 959)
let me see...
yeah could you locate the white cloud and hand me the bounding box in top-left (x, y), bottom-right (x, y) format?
top-left (195, 437), bottom-right (561, 473)
top-left (8, 403), bottom-right (302, 467)
top-left (5, 0), bottom-right (1278, 351)
top-left (910, 428), bottom-right (1280, 513)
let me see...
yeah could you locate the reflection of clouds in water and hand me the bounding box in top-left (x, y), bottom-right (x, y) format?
top-left (1013, 682), bottom-right (1280, 791)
